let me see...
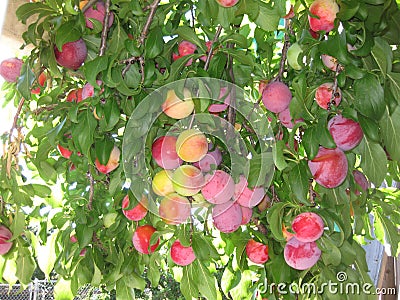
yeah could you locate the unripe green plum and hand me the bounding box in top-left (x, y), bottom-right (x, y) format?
top-left (287, 43), bottom-right (303, 70)
top-left (152, 170), bottom-right (174, 196)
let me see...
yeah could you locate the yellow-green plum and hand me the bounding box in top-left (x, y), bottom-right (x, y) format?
top-left (162, 89), bottom-right (194, 119)
top-left (287, 43), bottom-right (303, 70)
top-left (159, 193), bottom-right (191, 225)
top-left (172, 165), bottom-right (205, 196)
top-left (176, 129), bottom-right (208, 162)
top-left (152, 170), bottom-right (174, 196)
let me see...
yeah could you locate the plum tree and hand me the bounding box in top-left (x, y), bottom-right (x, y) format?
top-left (54, 38), bottom-right (87, 70)
top-left (132, 225), bottom-right (160, 254)
top-left (284, 237), bottom-right (321, 270)
top-left (0, 58), bottom-right (23, 83)
top-left (170, 240), bottom-right (196, 266)
top-left (2, 0), bottom-right (400, 299)
top-left (291, 212), bottom-right (324, 242)
top-left (246, 239), bottom-right (269, 264)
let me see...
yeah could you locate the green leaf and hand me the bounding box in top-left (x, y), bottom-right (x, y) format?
top-left (55, 21), bottom-right (81, 51)
top-left (253, 3), bottom-right (282, 32)
top-left (380, 106), bottom-right (400, 161)
top-left (374, 210), bottom-right (400, 256)
top-left (319, 236), bottom-right (342, 266)
top-left (108, 20), bottom-right (129, 55)
top-left (288, 160), bottom-right (311, 203)
top-left (72, 110), bottom-right (97, 157)
top-left (116, 277), bottom-right (136, 300)
top-left (145, 30), bottom-right (164, 59)
top-left (193, 260), bottom-right (219, 300)
top-left (10, 210), bottom-right (25, 241)
top-left (16, 248), bottom-right (36, 285)
top-left (17, 63), bottom-right (35, 100)
top-left (221, 267), bottom-right (237, 298)
top-left (387, 72), bottom-right (400, 104)
top-left (302, 125), bottom-right (319, 159)
top-left (175, 26), bottom-right (205, 51)
top-left (75, 225), bottom-right (94, 248)
top-left (16, 3), bottom-right (56, 24)
top-left (95, 138), bottom-right (114, 165)
top-left (267, 202), bottom-right (290, 241)
top-left (371, 37), bottom-right (392, 76)
top-left (354, 73), bottom-right (385, 120)
top-left (181, 264), bottom-right (199, 300)
top-left (272, 140), bottom-right (288, 171)
top-left (221, 48), bottom-right (254, 66)
top-left (359, 138), bottom-right (388, 186)
top-left (83, 56), bottom-right (108, 87)
top-left (358, 114), bottom-right (381, 143)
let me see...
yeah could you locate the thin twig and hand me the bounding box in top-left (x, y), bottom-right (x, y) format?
top-left (33, 104), bottom-right (58, 115)
top-left (92, 232), bottom-right (107, 253)
top-left (252, 217), bottom-right (268, 235)
top-left (87, 171), bottom-right (95, 210)
top-left (226, 43), bottom-right (236, 126)
top-left (9, 98), bottom-right (25, 144)
top-left (81, 0), bottom-right (99, 13)
top-left (276, 19), bottom-right (291, 81)
top-left (122, 0), bottom-right (161, 81)
top-left (99, 0), bottom-right (111, 56)
top-left (204, 25), bottom-right (223, 71)
top-left (328, 64), bottom-right (343, 109)
top-left (138, 0), bottom-right (161, 45)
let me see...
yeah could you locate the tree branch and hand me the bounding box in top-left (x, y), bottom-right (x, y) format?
top-left (87, 171), bottom-right (95, 210)
top-left (276, 19), bottom-right (291, 81)
top-left (138, 0), bottom-right (161, 45)
top-left (9, 98), bottom-right (25, 144)
top-left (81, 0), bottom-right (99, 13)
top-left (99, 0), bottom-right (111, 56)
top-left (226, 43), bottom-right (236, 126)
top-left (328, 64), bottom-right (343, 109)
top-left (121, 0), bottom-right (161, 82)
top-left (203, 25), bottom-right (222, 71)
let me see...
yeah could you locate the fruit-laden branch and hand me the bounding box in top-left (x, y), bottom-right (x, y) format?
top-left (203, 25), bottom-right (223, 71)
top-left (122, 0), bottom-right (161, 82)
top-left (99, 0), bottom-right (111, 56)
top-left (81, 0), bottom-right (99, 13)
top-left (9, 98), bottom-right (25, 144)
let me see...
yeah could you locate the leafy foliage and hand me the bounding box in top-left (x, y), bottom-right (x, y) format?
top-left (1, 0), bottom-right (400, 299)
